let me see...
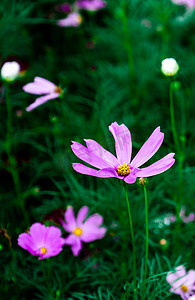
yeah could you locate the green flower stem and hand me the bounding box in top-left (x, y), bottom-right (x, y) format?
top-left (141, 186), bottom-right (149, 300)
top-left (169, 80), bottom-right (184, 254)
top-left (124, 184), bottom-right (137, 300)
top-left (5, 84), bottom-right (28, 224)
top-left (169, 80), bottom-right (179, 152)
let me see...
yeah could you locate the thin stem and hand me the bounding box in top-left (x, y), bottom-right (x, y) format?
top-left (141, 186), bottom-right (149, 300)
top-left (124, 184), bottom-right (137, 300)
top-left (169, 80), bottom-right (179, 152)
top-left (169, 80), bottom-right (184, 255)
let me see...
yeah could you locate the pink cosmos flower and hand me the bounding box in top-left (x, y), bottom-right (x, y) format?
top-left (57, 12), bottom-right (83, 27)
top-left (18, 223), bottom-right (65, 260)
top-left (75, 0), bottom-right (106, 11)
top-left (62, 206), bottom-right (106, 256)
top-left (166, 265), bottom-right (195, 299)
top-left (172, 0), bottom-right (195, 9)
top-left (23, 77), bottom-right (63, 111)
top-left (71, 122), bottom-right (175, 184)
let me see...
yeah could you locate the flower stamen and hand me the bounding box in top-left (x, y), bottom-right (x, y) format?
top-left (54, 86), bottom-right (63, 94)
top-left (117, 164), bottom-right (131, 176)
top-left (40, 247), bottom-right (47, 255)
top-left (181, 285), bottom-right (188, 293)
top-left (73, 227), bottom-right (83, 236)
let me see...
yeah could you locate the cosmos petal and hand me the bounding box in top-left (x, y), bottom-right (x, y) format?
top-left (131, 127), bottom-right (164, 168)
top-left (26, 93), bottom-right (59, 111)
top-left (136, 153), bottom-right (175, 177)
top-left (109, 122), bottom-right (132, 164)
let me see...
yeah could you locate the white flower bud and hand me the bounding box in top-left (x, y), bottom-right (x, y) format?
top-left (161, 58), bottom-right (179, 77)
top-left (1, 61), bottom-right (20, 82)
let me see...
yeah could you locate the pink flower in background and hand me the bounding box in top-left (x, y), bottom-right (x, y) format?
top-left (71, 122), bottom-right (175, 184)
top-left (179, 207), bottom-right (195, 223)
top-left (75, 0), bottom-right (106, 11)
top-left (23, 77), bottom-right (63, 111)
top-left (62, 206), bottom-right (106, 256)
top-left (57, 12), bottom-right (83, 27)
top-left (18, 223), bottom-right (65, 260)
top-left (166, 265), bottom-right (195, 299)
top-left (172, 0), bottom-right (195, 9)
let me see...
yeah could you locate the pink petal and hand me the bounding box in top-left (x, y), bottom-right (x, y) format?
top-left (18, 232), bottom-right (37, 255)
top-left (72, 163), bottom-right (118, 178)
top-left (84, 139), bottom-right (118, 167)
top-left (76, 206), bottom-right (89, 226)
top-left (83, 213), bottom-right (104, 227)
top-left (109, 122), bottom-right (132, 164)
top-left (81, 227), bottom-right (106, 242)
top-left (80, 213), bottom-right (106, 242)
top-left (57, 12), bottom-right (82, 27)
top-left (63, 206), bottom-right (76, 232)
top-left (30, 223), bottom-right (45, 248)
top-left (23, 77), bottom-right (56, 95)
top-left (26, 93), bottom-right (59, 111)
top-left (34, 77), bottom-right (56, 90)
top-left (135, 153), bottom-right (175, 177)
top-left (71, 142), bottom-right (111, 169)
top-left (124, 173), bottom-right (137, 184)
top-left (64, 234), bottom-right (82, 256)
top-left (167, 265), bottom-right (187, 288)
top-left (131, 127), bottom-right (164, 168)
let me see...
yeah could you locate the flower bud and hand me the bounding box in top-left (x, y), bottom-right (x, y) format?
top-left (1, 61), bottom-right (20, 82)
top-left (161, 58), bottom-right (179, 77)
top-left (137, 177), bottom-right (148, 187)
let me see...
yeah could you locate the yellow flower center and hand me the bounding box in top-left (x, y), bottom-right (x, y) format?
top-left (117, 164), bottom-right (131, 176)
top-left (181, 285), bottom-right (188, 293)
top-left (78, 15), bottom-right (83, 25)
top-left (40, 247), bottom-right (47, 255)
top-left (54, 86), bottom-right (63, 94)
top-left (73, 227), bottom-right (83, 236)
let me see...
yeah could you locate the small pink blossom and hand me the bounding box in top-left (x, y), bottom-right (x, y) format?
top-left (18, 223), bottom-right (65, 260)
top-left (172, 0), bottom-right (195, 9)
top-left (75, 0), bottom-right (106, 11)
top-left (71, 122), bottom-right (175, 184)
top-left (179, 207), bottom-right (195, 223)
top-left (57, 12), bottom-right (82, 27)
top-left (62, 206), bottom-right (106, 256)
top-left (23, 77), bottom-right (63, 111)
top-left (166, 265), bottom-right (195, 299)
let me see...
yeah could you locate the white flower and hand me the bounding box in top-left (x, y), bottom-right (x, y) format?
top-left (188, 296), bottom-right (195, 300)
top-left (161, 58), bottom-right (179, 77)
top-left (1, 61), bottom-right (20, 82)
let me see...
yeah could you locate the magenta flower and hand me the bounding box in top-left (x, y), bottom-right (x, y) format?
top-left (75, 0), bottom-right (106, 11)
top-left (172, 0), bottom-right (195, 9)
top-left (166, 265), bottom-right (195, 299)
top-left (62, 206), bottom-right (106, 256)
top-left (57, 12), bottom-right (83, 27)
top-left (71, 122), bottom-right (175, 184)
top-left (23, 77), bottom-right (63, 111)
top-left (18, 223), bottom-right (65, 260)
